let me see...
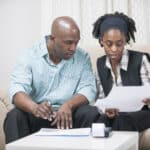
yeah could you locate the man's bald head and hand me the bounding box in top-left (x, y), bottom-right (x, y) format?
top-left (51, 16), bottom-right (80, 38)
top-left (48, 16), bottom-right (80, 63)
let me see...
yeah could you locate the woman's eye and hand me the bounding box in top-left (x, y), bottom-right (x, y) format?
top-left (106, 43), bottom-right (112, 47)
top-left (116, 42), bottom-right (123, 47)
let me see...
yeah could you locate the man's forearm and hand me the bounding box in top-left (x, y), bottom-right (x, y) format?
top-left (13, 92), bottom-right (38, 114)
top-left (65, 94), bottom-right (89, 112)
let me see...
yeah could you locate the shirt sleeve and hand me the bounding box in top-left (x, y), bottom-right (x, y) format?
top-left (140, 55), bottom-right (150, 85)
top-left (75, 53), bottom-right (97, 103)
top-left (9, 49), bottom-right (33, 102)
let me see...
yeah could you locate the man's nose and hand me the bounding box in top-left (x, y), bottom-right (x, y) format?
top-left (70, 43), bottom-right (76, 51)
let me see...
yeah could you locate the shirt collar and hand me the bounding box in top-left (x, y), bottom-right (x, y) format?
top-left (38, 35), bottom-right (75, 66)
top-left (106, 49), bottom-right (129, 71)
top-left (38, 36), bottom-right (49, 57)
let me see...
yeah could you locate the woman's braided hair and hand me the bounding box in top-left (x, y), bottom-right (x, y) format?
top-left (92, 12), bottom-right (136, 44)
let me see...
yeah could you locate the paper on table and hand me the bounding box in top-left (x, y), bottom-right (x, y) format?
top-left (34, 128), bottom-right (91, 137)
top-left (95, 86), bottom-right (150, 112)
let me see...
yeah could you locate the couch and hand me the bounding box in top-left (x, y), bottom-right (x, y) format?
top-left (0, 44), bottom-right (150, 150)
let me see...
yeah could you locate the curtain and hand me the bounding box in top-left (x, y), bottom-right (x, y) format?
top-left (41, 0), bottom-right (150, 48)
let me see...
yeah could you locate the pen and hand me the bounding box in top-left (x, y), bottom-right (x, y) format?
top-left (47, 101), bottom-right (51, 105)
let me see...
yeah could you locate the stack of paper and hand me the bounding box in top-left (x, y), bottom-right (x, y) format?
top-left (34, 128), bottom-right (91, 137)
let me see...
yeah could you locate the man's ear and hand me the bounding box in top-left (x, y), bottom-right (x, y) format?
top-left (50, 35), bottom-right (55, 40)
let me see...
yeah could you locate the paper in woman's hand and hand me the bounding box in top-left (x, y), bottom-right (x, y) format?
top-left (95, 86), bottom-right (150, 112)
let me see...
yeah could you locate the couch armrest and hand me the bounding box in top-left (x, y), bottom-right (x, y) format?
top-left (139, 129), bottom-right (150, 150)
top-left (0, 90), bottom-right (12, 150)
top-left (0, 89), bottom-right (12, 110)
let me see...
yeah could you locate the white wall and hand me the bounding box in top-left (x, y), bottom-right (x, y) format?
top-left (0, 0), bottom-right (41, 89)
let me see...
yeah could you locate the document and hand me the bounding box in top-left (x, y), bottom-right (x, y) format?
top-left (95, 86), bottom-right (150, 112)
top-left (34, 128), bottom-right (91, 137)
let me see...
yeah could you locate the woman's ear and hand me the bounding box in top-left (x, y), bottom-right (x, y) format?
top-left (99, 37), bottom-right (103, 47)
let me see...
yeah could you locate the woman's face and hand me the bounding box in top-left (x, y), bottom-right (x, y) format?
top-left (100, 29), bottom-right (126, 64)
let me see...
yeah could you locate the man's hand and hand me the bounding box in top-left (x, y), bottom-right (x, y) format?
top-left (32, 101), bottom-right (54, 120)
top-left (105, 108), bottom-right (119, 119)
top-left (51, 103), bottom-right (72, 129)
top-left (143, 98), bottom-right (150, 105)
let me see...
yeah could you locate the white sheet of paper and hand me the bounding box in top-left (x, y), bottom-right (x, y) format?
top-left (34, 128), bottom-right (91, 136)
top-left (95, 86), bottom-right (150, 112)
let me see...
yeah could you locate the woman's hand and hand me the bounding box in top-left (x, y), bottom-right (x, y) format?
top-left (143, 98), bottom-right (150, 105)
top-left (105, 108), bottom-right (119, 119)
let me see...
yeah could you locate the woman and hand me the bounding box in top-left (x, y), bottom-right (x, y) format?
top-left (94, 12), bottom-right (150, 131)
top-left (74, 12), bottom-right (150, 132)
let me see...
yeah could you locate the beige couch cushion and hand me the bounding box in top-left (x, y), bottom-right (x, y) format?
top-left (139, 129), bottom-right (150, 150)
top-left (0, 90), bottom-right (12, 150)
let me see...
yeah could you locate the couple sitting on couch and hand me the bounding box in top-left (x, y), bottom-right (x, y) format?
top-left (4, 12), bottom-right (150, 144)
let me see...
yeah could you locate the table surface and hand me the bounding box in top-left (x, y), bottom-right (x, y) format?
top-left (6, 130), bottom-right (138, 150)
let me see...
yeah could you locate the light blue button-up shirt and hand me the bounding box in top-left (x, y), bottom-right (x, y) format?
top-left (9, 36), bottom-right (97, 110)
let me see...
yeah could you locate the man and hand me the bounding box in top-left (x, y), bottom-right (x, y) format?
top-left (4, 16), bottom-right (97, 143)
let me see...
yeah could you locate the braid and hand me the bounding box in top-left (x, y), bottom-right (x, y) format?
top-left (92, 12), bottom-right (136, 44)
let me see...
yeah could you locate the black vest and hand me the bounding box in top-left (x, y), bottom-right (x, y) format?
top-left (97, 50), bottom-right (144, 96)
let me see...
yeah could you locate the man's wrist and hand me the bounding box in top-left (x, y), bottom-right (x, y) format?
top-left (65, 101), bottom-right (73, 111)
